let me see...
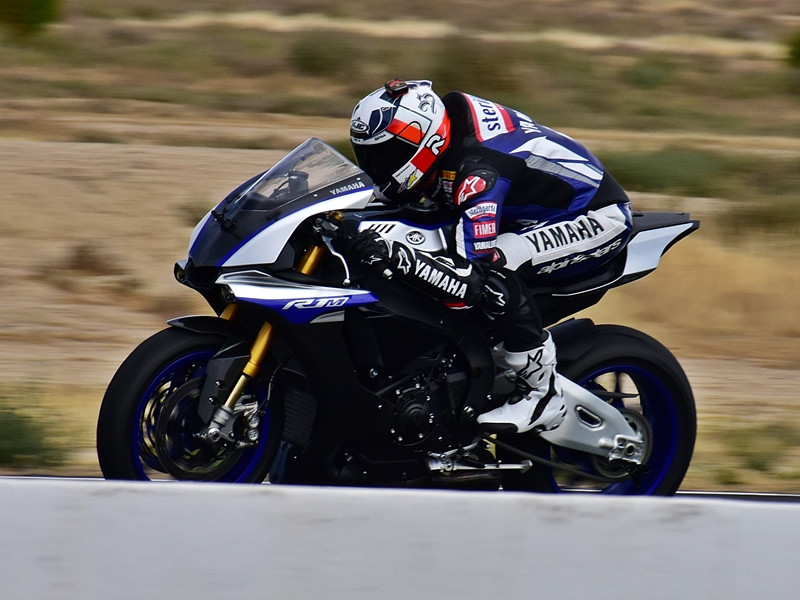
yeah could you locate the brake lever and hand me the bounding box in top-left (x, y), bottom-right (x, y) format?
top-left (315, 216), bottom-right (393, 282)
top-left (321, 235), bottom-right (352, 287)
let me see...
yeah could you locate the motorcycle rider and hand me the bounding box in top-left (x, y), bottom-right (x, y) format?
top-left (340, 79), bottom-right (633, 435)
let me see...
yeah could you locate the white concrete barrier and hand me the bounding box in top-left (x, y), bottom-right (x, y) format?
top-left (1, 478), bottom-right (798, 600)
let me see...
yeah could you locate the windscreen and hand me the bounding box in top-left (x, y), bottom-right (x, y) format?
top-left (231, 138), bottom-right (364, 212)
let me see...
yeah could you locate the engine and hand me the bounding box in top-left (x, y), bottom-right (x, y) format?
top-left (385, 363), bottom-right (468, 448)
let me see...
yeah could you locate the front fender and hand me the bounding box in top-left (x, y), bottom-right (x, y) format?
top-left (167, 315), bottom-right (253, 422)
top-left (167, 315), bottom-right (249, 342)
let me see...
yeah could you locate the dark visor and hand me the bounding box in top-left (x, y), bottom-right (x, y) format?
top-left (353, 137), bottom-right (417, 192)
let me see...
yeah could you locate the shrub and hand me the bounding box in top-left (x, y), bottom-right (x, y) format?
top-left (289, 32), bottom-right (358, 77)
top-left (0, 401), bottom-right (64, 469)
top-left (429, 36), bottom-right (522, 98)
top-left (787, 28), bottom-right (800, 69)
top-left (0, 0), bottom-right (60, 37)
top-left (622, 56), bottom-right (675, 89)
top-left (599, 147), bottom-right (736, 198)
top-left (726, 421), bottom-right (800, 473)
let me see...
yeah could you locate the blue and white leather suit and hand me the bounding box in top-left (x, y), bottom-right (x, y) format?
top-left (388, 92), bottom-right (632, 351)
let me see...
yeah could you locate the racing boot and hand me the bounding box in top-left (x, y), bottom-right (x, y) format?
top-left (478, 332), bottom-right (567, 434)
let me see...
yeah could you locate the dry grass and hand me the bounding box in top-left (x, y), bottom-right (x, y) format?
top-left (63, 1), bottom-right (800, 39)
top-left (1, 1), bottom-right (800, 489)
top-left (1, 140), bottom-right (798, 490)
top-left (582, 229), bottom-right (800, 361)
top-left (4, 2), bottom-right (800, 134)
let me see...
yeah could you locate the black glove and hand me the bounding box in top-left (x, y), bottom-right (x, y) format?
top-left (335, 229), bottom-right (391, 267)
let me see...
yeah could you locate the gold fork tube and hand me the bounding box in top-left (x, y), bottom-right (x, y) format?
top-left (244, 321), bottom-right (274, 378)
top-left (220, 304), bottom-right (238, 320)
top-left (221, 242), bottom-right (324, 410)
top-left (297, 243), bottom-right (325, 275)
top-left (223, 321), bottom-right (274, 409)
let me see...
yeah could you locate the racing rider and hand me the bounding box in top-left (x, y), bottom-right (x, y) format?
top-left (340, 79), bottom-right (633, 436)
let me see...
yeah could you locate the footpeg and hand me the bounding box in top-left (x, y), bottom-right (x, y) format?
top-left (427, 448), bottom-right (532, 474)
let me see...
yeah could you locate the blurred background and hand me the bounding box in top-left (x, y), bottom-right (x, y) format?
top-left (1, 0), bottom-right (799, 490)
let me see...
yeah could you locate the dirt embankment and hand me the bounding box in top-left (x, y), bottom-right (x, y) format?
top-left (1, 135), bottom-right (799, 488)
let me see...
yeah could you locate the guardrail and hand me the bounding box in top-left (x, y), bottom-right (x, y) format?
top-left (1, 478), bottom-right (798, 599)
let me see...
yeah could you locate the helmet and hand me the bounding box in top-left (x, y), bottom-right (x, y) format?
top-left (350, 79), bottom-right (451, 202)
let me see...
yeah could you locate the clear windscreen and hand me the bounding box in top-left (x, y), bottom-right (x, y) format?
top-left (233, 138), bottom-right (364, 211)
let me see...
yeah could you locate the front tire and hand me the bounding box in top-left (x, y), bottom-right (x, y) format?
top-left (500, 325), bottom-right (696, 495)
top-left (97, 327), bottom-right (282, 482)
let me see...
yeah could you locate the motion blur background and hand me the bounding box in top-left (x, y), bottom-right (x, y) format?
top-left (1, 0), bottom-right (799, 491)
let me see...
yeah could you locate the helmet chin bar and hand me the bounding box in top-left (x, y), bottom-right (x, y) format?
top-left (375, 178), bottom-right (418, 204)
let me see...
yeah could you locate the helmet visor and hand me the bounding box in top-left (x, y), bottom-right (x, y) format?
top-left (353, 136), bottom-right (417, 194)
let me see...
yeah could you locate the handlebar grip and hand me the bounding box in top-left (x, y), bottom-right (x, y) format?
top-left (361, 253), bottom-right (394, 279)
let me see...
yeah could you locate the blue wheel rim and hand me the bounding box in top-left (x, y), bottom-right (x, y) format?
top-left (131, 349), bottom-right (272, 481)
top-left (549, 363), bottom-right (680, 494)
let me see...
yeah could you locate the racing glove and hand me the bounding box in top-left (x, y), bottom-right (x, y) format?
top-left (335, 227), bottom-right (491, 309)
top-left (334, 229), bottom-right (391, 268)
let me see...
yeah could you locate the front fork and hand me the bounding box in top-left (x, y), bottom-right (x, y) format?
top-left (202, 243), bottom-right (326, 442)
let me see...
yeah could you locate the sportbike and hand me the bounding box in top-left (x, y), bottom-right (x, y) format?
top-left (97, 138), bottom-right (698, 494)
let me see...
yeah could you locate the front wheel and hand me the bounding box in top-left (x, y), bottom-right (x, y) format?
top-left (500, 325), bottom-right (696, 495)
top-left (97, 327), bottom-right (282, 482)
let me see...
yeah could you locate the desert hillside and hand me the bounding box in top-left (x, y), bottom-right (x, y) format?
top-left (2, 1), bottom-right (800, 489)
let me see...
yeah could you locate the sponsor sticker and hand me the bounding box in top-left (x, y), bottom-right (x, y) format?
top-left (473, 240), bottom-right (497, 251)
top-left (473, 221), bottom-right (497, 239)
top-left (464, 94), bottom-right (515, 142)
top-left (465, 202), bottom-right (498, 219)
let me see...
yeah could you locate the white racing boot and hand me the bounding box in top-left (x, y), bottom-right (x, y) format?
top-left (478, 332), bottom-right (567, 434)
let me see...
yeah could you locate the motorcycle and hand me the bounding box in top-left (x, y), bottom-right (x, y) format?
top-left (97, 137), bottom-right (698, 494)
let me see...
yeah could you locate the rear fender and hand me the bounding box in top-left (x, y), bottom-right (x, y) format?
top-left (548, 318), bottom-right (600, 366)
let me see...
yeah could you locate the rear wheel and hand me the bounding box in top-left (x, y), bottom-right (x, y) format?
top-left (97, 327), bottom-right (282, 482)
top-left (500, 325), bottom-right (696, 495)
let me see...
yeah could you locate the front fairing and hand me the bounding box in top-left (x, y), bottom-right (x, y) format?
top-left (187, 138), bottom-right (373, 268)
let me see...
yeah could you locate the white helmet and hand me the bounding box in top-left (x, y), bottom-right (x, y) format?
top-left (350, 79), bottom-right (451, 201)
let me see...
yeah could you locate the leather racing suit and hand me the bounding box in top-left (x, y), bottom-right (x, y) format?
top-left (378, 91), bottom-right (633, 354)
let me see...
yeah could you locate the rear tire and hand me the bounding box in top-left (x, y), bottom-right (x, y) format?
top-left (97, 327), bottom-right (282, 482)
top-left (500, 325), bottom-right (696, 495)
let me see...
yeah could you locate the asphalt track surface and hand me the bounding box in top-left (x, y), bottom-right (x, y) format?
top-left (2, 475), bottom-right (798, 502)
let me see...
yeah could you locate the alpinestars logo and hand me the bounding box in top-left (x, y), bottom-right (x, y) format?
top-left (482, 284), bottom-right (506, 308)
top-left (519, 348), bottom-right (545, 383)
top-left (395, 246), bottom-right (413, 275)
top-left (456, 176), bottom-right (487, 205)
top-left (536, 239), bottom-right (622, 275)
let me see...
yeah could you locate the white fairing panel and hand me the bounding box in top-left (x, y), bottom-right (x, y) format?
top-left (216, 271), bottom-right (375, 302)
top-left (222, 189), bottom-right (374, 267)
top-left (621, 222), bottom-right (694, 277)
top-left (360, 221), bottom-right (448, 254)
top-left (187, 211), bottom-right (212, 251)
